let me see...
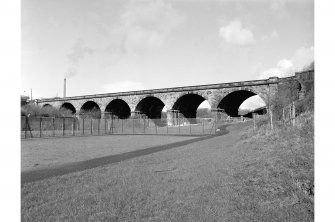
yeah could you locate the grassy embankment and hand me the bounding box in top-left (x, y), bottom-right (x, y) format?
top-left (238, 111), bottom-right (314, 219)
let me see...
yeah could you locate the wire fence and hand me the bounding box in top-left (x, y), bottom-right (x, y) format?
top-left (21, 109), bottom-right (296, 139)
top-left (21, 116), bottom-right (245, 139)
top-left (250, 103), bottom-right (298, 131)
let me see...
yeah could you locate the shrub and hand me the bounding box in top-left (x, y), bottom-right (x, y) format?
top-left (79, 107), bottom-right (101, 118)
top-left (21, 104), bottom-right (73, 117)
top-left (296, 84), bottom-right (314, 115)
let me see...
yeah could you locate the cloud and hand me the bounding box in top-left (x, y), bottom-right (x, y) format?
top-left (268, 0), bottom-right (312, 18)
top-left (259, 59), bottom-right (293, 79)
top-left (67, 39), bottom-right (94, 78)
top-left (291, 46), bottom-right (314, 69)
top-left (118, 0), bottom-right (184, 53)
top-left (121, 0), bottom-right (182, 29)
top-left (261, 30), bottom-right (279, 41)
top-left (103, 81), bottom-right (146, 93)
top-left (269, 0), bottom-right (285, 10)
top-left (124, 26), bottom-right (165, 52)
top-left (47, 17), bottom-right (59, 27)
top-left (259, 46), bottom-right (314, 79)
top-left (219, 20), bottom-right (254, 46)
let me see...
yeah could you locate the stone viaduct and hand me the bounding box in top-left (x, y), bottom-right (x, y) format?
top-left (36, 70), bottom-right (313, 125)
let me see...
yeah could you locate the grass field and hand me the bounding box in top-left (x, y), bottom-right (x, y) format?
top-left (21, 115), bottom-right (313, 221)
top-left (22, 135), bottom-right (198, 171)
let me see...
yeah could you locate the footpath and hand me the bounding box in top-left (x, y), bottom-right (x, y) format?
top-left (21, 121), bottom-right (251, 184)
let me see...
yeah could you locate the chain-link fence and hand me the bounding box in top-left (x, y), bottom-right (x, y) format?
top-left (22, 116), bottom-right (240, 139)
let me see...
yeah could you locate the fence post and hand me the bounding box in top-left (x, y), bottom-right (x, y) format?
top-left (24, 117), bottom-right (26, 139)
top-left (143, 117), bottom-right (146, 134)
top-left (104, 119), bottom-right (106, 134)
top-left (25, 116), bottom-right (32, 138)
top-left (98, 118), bottom-right (100, 135)
top-left (72, 117), bottom-right (75, 136)
top-left (108, 119), bottom-right (110, 134)
top-left (82, 118), bottom-right (85, 135)
top-left (62, 117), bottom-right (65, 136)
top-left (202, 119), bottom-right (205, 134)
top-left (25, 116), bottom-right (27, 139)
top-left (178, 117), bottom-right (180, 134)
top-left (90, 118), bottom-right (93, 135)
top-left (214, 116), bottom-right (217, 133)
top-left (292, 102), bottom-right (296, 127)
top-left (28, 116), bottom-right (32, 138)
top-left (39, 117), bottom-right (42, 138)
top-left (189, 122), bottom-right (191, 135)
top-left (166, 122), bottom-right (168, 134)
top-left (132, 118), bottom-right (135, 134)
top-left (269, 110), bottom-right (273, 130)
top-left (155, 123), bottom-right (158, 134)
top-left (111, 116), bottom-right (114, 134)
top-left (253, 113), bottom-right (256, 130)
top-left (52, 118), bottom-right (55, 137)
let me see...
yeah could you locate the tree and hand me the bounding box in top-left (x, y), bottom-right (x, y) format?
top-left (21, 95), bottom-right (29, 106)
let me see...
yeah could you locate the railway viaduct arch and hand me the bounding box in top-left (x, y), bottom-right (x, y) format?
top-left (36, 70), bottom-right (313, 125)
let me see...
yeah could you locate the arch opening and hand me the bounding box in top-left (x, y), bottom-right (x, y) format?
top-left (42, 104), bottom-right (52, 108)
top-left (40, 104), bottom-right (54, 117)
top-left (105, 99), bottom-right (131, 119)
top-left (218, 90), bottom-right (266, 118)
top-left (196, 100), bottom-right (212, 118)
top-left (60, 102), bottom-right (76, 115)
top-left (135, 96), bottom-right (165, 119)
top-left (79, 101), bottom-right (101, 118)
top-left (172, 94), bottom-right (206, 123)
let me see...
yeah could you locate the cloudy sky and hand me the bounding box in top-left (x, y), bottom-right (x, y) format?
top-left (21, 0), bottom-right (314, 99)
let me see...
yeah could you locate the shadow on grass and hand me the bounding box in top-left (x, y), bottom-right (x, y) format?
top-left (22, 124), bottom-right (231, 184)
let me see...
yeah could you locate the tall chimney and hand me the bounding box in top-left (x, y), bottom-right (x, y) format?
top-left (63, 78), bottom-right (66, 98)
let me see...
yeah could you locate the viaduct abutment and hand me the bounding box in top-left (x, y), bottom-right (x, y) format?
top-left (36, 70), bottom-right (313, 125)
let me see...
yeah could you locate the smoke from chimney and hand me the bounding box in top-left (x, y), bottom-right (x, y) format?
top-left (66, 39), bottom-right (94, 78)
top-left (63, 78), bottom-right (66, 98)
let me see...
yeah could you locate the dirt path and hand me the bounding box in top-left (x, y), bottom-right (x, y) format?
top-left (22, 134), bottom-right (199, 171)
top-left (21, 122), bottom-right (248, 184)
